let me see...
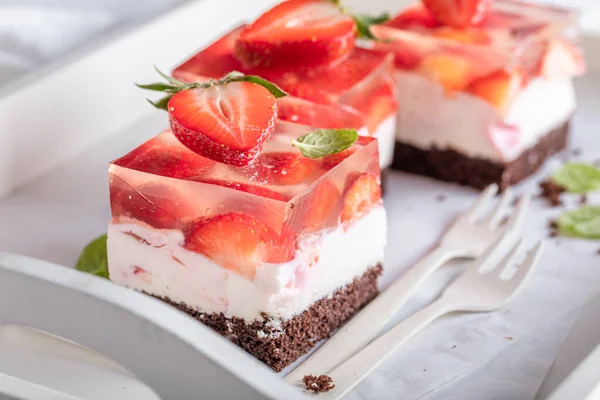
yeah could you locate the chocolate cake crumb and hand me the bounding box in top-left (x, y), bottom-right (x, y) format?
top-left (579, 194), bottom-right (588, 205)
top-left (571, 148), bottom-right (582, 156)
top-left (436, 194), bottom-right (447, 202)
top-left (539, 180), bottom-right (565, 207)
top-left (303, 375), bottom-right (335, 393)
top-left (548, 219), bottom-right (559, 237)
top-left (597, 248), bottom-right (600, 255)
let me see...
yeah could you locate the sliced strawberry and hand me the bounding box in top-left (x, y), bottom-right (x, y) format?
top-left (432, 27), bottom-right (490, 45)
top-left (301, 181), bottom-right (341, 233)
top-left (341, 174), bottom-right (382, 226)
top-left (321, 148), bottom-right (358, 169)
top-left (418, 53), bottom-right (474, 92)
top-left (370, 25), bottom-right (430, 69)
top-left (185, 213), bottom-right (293, 279)
top-left (386, 4), bottom-right (441, 29)
top-left (113, 135), bottom-right (215, 179)
top-left (260, 152), bottom-right (319, 186)
top-left (276, 96), bottom-right (365, 130)
top-left (301, 49), bottom-right (387, 98)
top-left (467, 69), bottom-right (524, 113)
top-left (195, 179), bottom-right (289, 201)
top-left (422, 0), bottom-right (491, 29)
top-left (538, 39), bottom-right (586, 80)
top-left (168, 81), bottom-right (277, 166)
top-left (110, 182), bottom-right (193, 230)
top-left (234, 0), bottom-right (356, 70)
top-left (337, 66), bottom-right (397, 133)
top-left (487, 123), bottom-right (521, 161)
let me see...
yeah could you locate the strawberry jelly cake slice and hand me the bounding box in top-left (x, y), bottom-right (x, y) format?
top-left (172, 4), bottom-right (398, 171)
top-left (108, 71), bottom-right (385, 371)
top-left (365, 0), bottom-right (585, 190)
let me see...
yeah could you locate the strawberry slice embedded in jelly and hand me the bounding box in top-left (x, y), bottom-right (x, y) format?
top-left (321, 148), bottom-right (358, 170)
top-left (113, 139), bottom-right (215, 179)
top-left (422, 0), bottom-right (491, 29)
top-left (234, 0), bottom-right (356, 70)
top-left (185, 212), bottom-right (294, 279)
top-left (261, 152), bottom-right (319, 186)
top-left (168, 81), bottom-right (278, 166)
top-left (195, 179), bottom-right (290, 202)
top-left (276, 96), bottom-right (366, 130)
top-left (341, 173), bottom-right (382, 227)
top-left (418, 53), bottom-right (474, 92)
top-left (385, 4), bottom-right (442, 29)
top-left (303, 181), bottom-right (341, 233)
top-left (467, 69), bottom-right (524, 113)
top-left (110, 183), bottom-right (194, 230)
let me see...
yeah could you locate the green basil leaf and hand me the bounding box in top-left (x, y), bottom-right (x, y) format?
top-left (76, 234), bottom-right (109, 279)
top-left (552, 163), bottom-right (600, 194)
top-left (292, 129), bottom-right (358, 159)
top-left (557, 206), bottom-right (600, 239)
top-left (353, 13), bottom-right (390, 39)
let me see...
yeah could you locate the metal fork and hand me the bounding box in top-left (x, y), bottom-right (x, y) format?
top-left (286, 184), bottom-right (531, 384)
top-left (318, 237), bottom-right (545, 400)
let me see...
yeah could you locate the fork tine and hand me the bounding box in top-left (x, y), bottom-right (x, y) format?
top-left (466, 184), bottom-right (498, 222)
top-left (505, 241), bottom-right (544, 289)
top-left (497, 237), bottom-right (525, 276)
top-left (471, 228), bottom-right (513, 272)
top-left (485, 187), bottom-right (514, 229)
top-left (503, 191), bottom-right (531, 234)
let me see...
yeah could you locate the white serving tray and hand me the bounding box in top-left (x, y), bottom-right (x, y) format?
top-left (535, 292), bottom-right (600, 400)
top-left (1, 1), bottom-right (600, 399)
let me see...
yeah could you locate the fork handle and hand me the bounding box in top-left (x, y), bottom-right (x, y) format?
top-left (285, 245), bottom-right (461, 384)
top-left (322, 297), bottom-right (457, 400)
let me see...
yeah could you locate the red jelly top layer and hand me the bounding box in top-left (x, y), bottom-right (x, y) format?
top-left (109, 125), bottom-right (380, 237)
top-left (173, 26), bottom-right (397, 134)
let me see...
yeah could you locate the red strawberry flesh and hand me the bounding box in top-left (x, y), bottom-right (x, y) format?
top-left (185, 212), bottom-right (293, 279)
top-left (168, 81), bottom-right (278, 166)
top-left (341, 174), bottom-right (382, 226)
top-left (235, 0), bottom-right (356, 70)
top-left (260, 152), bottom-right (319, 186)
top-left (422, 0), bottom-right (491, 29)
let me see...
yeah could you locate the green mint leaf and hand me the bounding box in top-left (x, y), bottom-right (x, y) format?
top-left (147, 94), bottom-right (174, 110)
top-left (135, 82), bottom-right (180, 92)
top-left (557, 206), bottom-right (600, 239)
top-left (225, 74), bottom-right (287, 99)
top-left (76, 234), bottom-right (109, 279)
top-left (353, 13), bottom-right (390, 39)
top-left (292, 129), bottom-right (358, 159)
top-left (552, 163), bottom-right (600, 193)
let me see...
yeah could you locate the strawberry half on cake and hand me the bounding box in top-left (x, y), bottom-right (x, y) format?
top-left (172, 0), bottom-right (398, 172)
top-left (107, 71), bottom-right (386, 371)
top-left (363, 0), bottom-right (585, 190)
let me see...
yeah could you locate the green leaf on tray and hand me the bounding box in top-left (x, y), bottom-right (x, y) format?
top-left (76, 234), bottom-right (109, 279)
top-left (292, 128), bottom-right (358, 159)
top-left (557, 206), bottom-right (600, 239)
top-left (552, 163), bottom-right (600, 194)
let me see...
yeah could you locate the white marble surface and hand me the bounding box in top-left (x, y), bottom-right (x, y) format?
top-left (0, 1), bottom-right (599, 399)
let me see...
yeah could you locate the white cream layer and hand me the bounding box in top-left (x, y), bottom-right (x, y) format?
top-left (373, 114), bottom-right (396, 169)
top-left (394, 71), bottom-right (576, 162)
top-left (107, 206), bottom-right (386, 322)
